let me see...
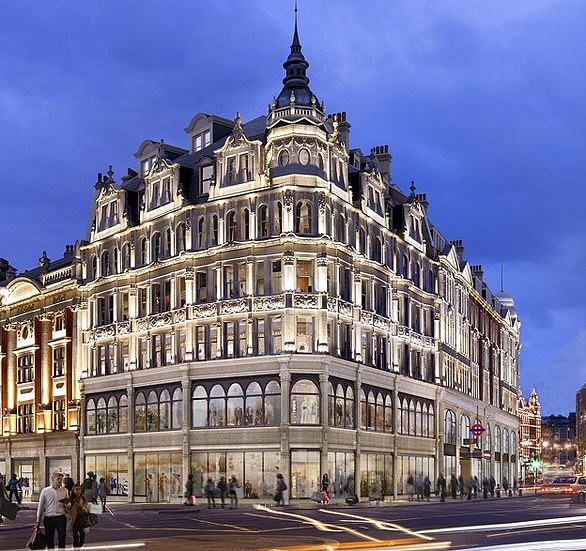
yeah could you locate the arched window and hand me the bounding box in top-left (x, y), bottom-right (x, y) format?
top-left (164, 228), bottom-right (172, 258)
top-left (122, 243), bottom-right (131, 271)
top-left (159, 389), bottom-right (171, 430)
top-left (146, 390), bottom-right (159, 431)
top-left (367, 391), bottom-right (376, 430)
top-left (244, 381), bottom-right (262, 426)
top-left (486, 425), bottom-right (492, 452)
top-left (460, 414), bottom-right (471, 445)
top-left (107, 396), bottom-right (118, 433)
top-left (264, 380), bottom-right (281, 425)
top-left (101, 251), bottom-right (110, 277)
top-left (335, 213), bottom-right (345, 243)
top-left (96, 397), bottom-right (107, 434)
top-left (176, 223), bottom-right (186, 253)
top-left (415, 402), bottom-right (423, 436)
top-left (113, 247), bottom-right (119, 274)
top-left (274, 202), bottom-right (283, 235)
top-left (242, 209), bottom-right (250, 240)
top-left (495, 425), bottom-right (501, 453)
top-left (86, 398), bottom-right (96, 434)
top-left (359, 228), bottom-right (366, 254)
top-left (258, 205), bottom-right (269, 238)
top-left (290, 379), bottom-right (319, 425)
top-left (140, 238), bottom-right (148, 265)
top-left (400, 397), bottom-right (409, 434)
top-left (510, 431), bottom-right (517, 457)
top-left (226, 211), bottom-right (237, 242)
top-left (119, 395), bottom-right (128, 432)
top-left (503, 428), bottom-right (510, 454)
top-left (197, 217), bottom-right (205, 249)
top-left (152, 233), bottom-right (161, 261)
top-left (172, 388), bottom-right (183, 429)
top-left (402, 255), bottom-right (409, 279)
top-left (227, 383), bottom-right (244, 426)
top-left (384, 395), bottom-right (393, 433)
top-left (191, 385), bottom-right (208, 428)
top-left (413, 263), bottom-right (421, 287)
top-left (295, 201), bottom-right (312, 234)
top-left (135, 392), bottom-right (146, 431)
top-left (209, 384), bottom-right (225, 426)
top-left (408, 399), bottom-right (416, 436)
top-left (375, 393), bottom-right (385, 430)
top-left (90, 255), bottom-right (97, 280)
top-left (372, 237), bottom-right (382, 263)
top-left (444, 409), bottom-right (456, 444)
top-left (329, 382), bottom-right (354, 429)
top-left (211, 215), bottom-right (218, 246)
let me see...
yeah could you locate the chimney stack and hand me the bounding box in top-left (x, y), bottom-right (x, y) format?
top-left (371, 145), bottom-right (392, 184)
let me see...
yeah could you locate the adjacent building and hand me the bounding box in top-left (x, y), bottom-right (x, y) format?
top-left (1, 21), bottom-right (521, 501)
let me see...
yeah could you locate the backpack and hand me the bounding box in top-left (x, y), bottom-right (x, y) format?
top-left (83, 478), bottom-right (94, 491)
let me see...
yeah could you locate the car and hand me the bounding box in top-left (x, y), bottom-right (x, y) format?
top-left (538, 475), bottom-right (586, 500)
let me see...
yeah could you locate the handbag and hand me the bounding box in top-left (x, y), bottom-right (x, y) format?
top-left (310, 491), bottom-right (323, 502)
top-left (78, 512), bottom-right (99, 528)
top-left (26, 526), bottom-right (47, 550)
top-left (0, 497), bottom-right (19, 520)
top-left (89, 503), bottom-right (103, 514)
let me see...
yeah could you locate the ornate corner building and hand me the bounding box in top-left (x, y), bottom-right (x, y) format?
top-left (0, 22), bottom-right (521, 502)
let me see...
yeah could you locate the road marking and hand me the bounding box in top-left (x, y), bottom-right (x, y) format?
top-left (418, 513), bottom-right (586, 534)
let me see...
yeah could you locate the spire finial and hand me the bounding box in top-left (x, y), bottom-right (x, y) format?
top-left (409, 180), bottom-right (416, 198)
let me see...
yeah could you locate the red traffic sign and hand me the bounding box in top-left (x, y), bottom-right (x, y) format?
top-left (470, 423), bottom-right (485, 436)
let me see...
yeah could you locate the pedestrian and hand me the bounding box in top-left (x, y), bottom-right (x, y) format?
top-left (204, 478), bottom-right (216, 509)
top-left (415, 473), bottom-right (424, 502)
top-left (217, 476), bottom-right (227, 508)
top-left (228, 475), bottom-right (240, 509)
top-left (68, 483), bottom-right (90, 549)
top-left (502, 476), bottom-right (510, 497)
top-left (7, 473), bottom-right (22, 504)
top-left (436, 473), bottom-right (446, 502)
top-left (489, 475), bottom-right (496, 497)
top-left (63, 474), bottom-right (74, 494)
top-left (450, 474), bottom-right (458, 499)
top-left (82, 472), bottom-right (98, 504)
top-left (36, 471), bottom-right (69, 549)
top-left (458, 475), bottom-right (465, 499)
top-left (423, 476), bottom-right (431, 502)
top-left (472, 476), bottom-right (479, 498)
top-left (321, 474), bottom-right (330, 503)
top-left (343, 475), bottom-right (358, 505)
top-left (158, 473), bottom-right (168, 502)
top-left (274, 473), bottom-right (287, 506)
top-left (482, 477), bottom-right (489, 499)
top-left (406, 474), bottom-right (415, 501)
top-left (97, 477), bottom-right (108, 512)
top-left (0, 474), bottom-right (7, 525)
top-left (184, 474), bottom-right (196, 506)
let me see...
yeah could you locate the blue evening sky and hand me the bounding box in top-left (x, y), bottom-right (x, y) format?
top-left (0, 1), bottom-right (584, 415)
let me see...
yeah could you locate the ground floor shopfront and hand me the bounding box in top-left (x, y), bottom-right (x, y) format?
top-left (0, 432), bottom-right (80, 500)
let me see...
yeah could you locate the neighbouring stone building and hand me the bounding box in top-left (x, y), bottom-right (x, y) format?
top-left (0, 20), bottom-right (521, 502)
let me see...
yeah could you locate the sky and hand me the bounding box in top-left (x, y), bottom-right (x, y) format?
top-left (0, 1), bottom-right (584, 416)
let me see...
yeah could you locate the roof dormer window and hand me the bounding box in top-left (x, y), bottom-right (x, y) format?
top-left (194, 130), bottom-right (211, 152)
top-left (141, 157), bottom-right (154, 176)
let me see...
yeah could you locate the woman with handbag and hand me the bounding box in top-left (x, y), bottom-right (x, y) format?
top-left (68, 484), bottom-right (90, 549)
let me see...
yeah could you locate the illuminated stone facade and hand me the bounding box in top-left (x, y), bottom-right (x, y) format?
top-left (1, 23), bottom-right (521, 501)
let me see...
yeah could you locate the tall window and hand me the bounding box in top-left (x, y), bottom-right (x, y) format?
top-left (274, 202), bottom-right (283, 234)
top-left (53, 346), bottom-right (66, 377)
top-left (122, 243), bottom-right (131, 271)
top-left (328, 382), bottom-right (355, 429)
top-left (197, 217), bottom-right (205, 249)
top-left (211, 215), bottom-right (218, 246)
top-left (176, 223), bottom-right (186, 253)
top-left (258, 205), bottom-right (269, 238)
top-left (242, 209), bottom-right (250, 240)
top-left (296, 260), bottom-right (313, 292)
top-left (272, 261), bottom-right (282, 293)
top-left (295, 201), bottom-right (312, 234)
top-left (226, 211), bottom-right (237, 242)
top-left (101, 251), bottom-right (110, 277)
top-left (444, 409), bottom-right (456, 444)
top-left (152, 233), bottom-right (161, 261)
top-left (290, 379), bottom-right (320, 425)
top-left (201, 164), bottom-right (213, 194)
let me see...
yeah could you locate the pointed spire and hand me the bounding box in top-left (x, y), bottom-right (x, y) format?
top-left (273, 1), bottom-right (318, 109)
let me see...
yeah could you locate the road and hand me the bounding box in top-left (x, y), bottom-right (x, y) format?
top-left (2, 495), bottom-right (586, 550)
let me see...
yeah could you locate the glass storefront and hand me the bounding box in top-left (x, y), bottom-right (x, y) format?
top-left (359, 453), bottom-right (393, 499)
top-left (134, 452), bottom-right (182, 502)
top-left (12, 458), bottom-right (40, 499)
top-left (290, 450), bottom-right (320, 498)
top-left (191, 450), bottom-right (281, 499)
top-left (327, 451), bottom-right (355, 497)
top-left (397, 454), bottom-right (435, 495)
top-left (85, 454), bottom-right (129, 497)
